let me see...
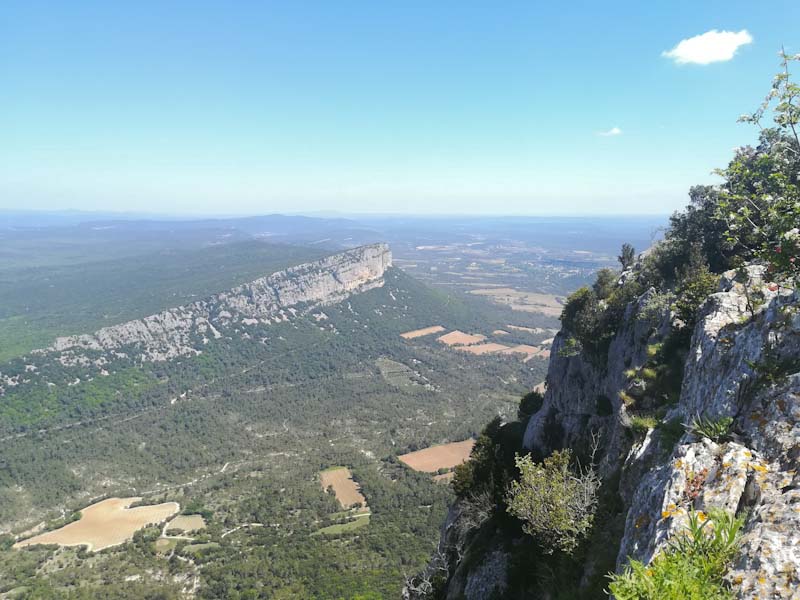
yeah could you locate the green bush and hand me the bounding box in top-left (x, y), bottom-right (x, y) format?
top-left (609, 509), bottom-right (743, 600)
top-left (506, 449), bottom-right (599, 555)
top-left (673, 246), bottom-right (719, 332)
top-left (518, 390), bottom-right (544, 421)
top-left (453, 417), bottom-right (520, 504)
top-left (687, 415), bottom-right (733, 443)
top-left (716, 52), bottom-right (800, 284)
top-left (593, 268), bottom-right (618, 300)
top-left (560, 286), bottom-right (600, 344)
top-left (619, 243), bottom-right (636, 270)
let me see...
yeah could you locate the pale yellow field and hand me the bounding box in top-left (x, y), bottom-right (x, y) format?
top-left (437, 330), bottom-right (486, 346)
top-left (400, 325), bottom-right (446, 339)
top-left (470, 288), bottom-right (564, 317)
top-left (14, 497), bottom-right (179, 552)
top-left (399, 439), bottom-right (475, 473)
top-left (459, 342), bottom-right (511, 355)
top-left (320, 467), bottom-right (368, 511)
top-left (166, 514), bottom-right (206, 533)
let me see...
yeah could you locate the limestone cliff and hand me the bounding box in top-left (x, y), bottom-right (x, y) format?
top-left (418, 267), bottom-right (799, 599)
top-left (0, 244), bottom-right (391, 391)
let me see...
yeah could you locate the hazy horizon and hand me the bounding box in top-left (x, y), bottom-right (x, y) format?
top-left (3, 1), bottom-right (798, 216)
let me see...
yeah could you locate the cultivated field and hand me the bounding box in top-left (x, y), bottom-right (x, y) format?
top-left (320, 467), bottom-right (368, 511)
top-left (459, 342), bottom-right (511, 355)
top-left (400, 325), bottom-right (446, 339)
top-left (469, 288), bottom-right (564, 317)
top-left (166, 514), bottom-right (206, 534)
top-left (507, 325), bottom-right (558, 335)
top-left (437, 330), bottom-right (486, 346)
top-left (398, 439), bottom-right (475, 473)
top-left (14, 497), bottom-right (179, 552)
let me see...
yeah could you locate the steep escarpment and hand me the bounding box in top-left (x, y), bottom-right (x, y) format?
top-left (412, 56), bottom-right (800, 600)
top-left (0, 243), bottom-right (391, 391)
top-left (412, 266), bottom-right (799, 600)
top-left (50, 243), bottom-right (391, 360)
top-left (616, 269), bottom-right (799, 598)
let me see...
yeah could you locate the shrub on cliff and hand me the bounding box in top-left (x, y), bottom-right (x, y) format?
top-left (452, 417), bottom-right (521, 505)
top-left (517, 389), bottom-right (544, 422)
top-left (560, 287), bottom-right (600, 347)
top-left (672, 246), bottom-right (720, 331)
top-left (717, 51), bottom-right (800, 284)
top-left (608, 510), bottom-right (743, 600)
top-left (506, 449), bottom-right (599, 555)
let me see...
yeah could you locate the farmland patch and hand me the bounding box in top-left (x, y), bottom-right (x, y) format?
top-left (459, 343), bottom-right (511, 355)
top-left (166, 514), bottom-right (206, 534)
top-left (437, 331), bottom-right (486, 346)
top-left (319, 467), bottom-right (368, 511)
top-left (14, 497), bottom-right (179, 552)
top-left (400, 325), bottom-right (445, 339)
top-left (398, 439), bottom-right (475, 473)
top-left (470, 288), bottom-right (564, 316)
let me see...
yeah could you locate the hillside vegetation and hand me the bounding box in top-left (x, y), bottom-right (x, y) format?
top-left (0, 251), bottom-right (552, 597)
top-left (0, 241), bottom-right (326, 361)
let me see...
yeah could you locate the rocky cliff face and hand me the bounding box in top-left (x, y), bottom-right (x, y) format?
top-left (615, 268), bottom-right (799, 599)
top-left (424, 267), bottom-right (799, 599)
top-left (1, 244), bottom-right (391, 390)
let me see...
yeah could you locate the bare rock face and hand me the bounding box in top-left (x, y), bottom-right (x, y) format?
top-left (522, 287), bottom-right (671, 478)
top-left (616, 272), bottom-right (800, 599)
top-left (48, 243), bottom-right (391, 363)
top-left (515, 266), bottom-right (799, 599)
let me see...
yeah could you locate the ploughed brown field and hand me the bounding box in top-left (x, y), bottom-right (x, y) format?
top-left (459, 342), bottom-right (511, 355)
top-left (319, 467), bottom-right (368, 511)
top-left (398, 439), bottom-right (475, 473)
top-left (437, 330), bottom-right (486, 346)
top-left (502, 344), bottom-right (549, 360)
top-left (14, 497), bottom-right (179, 552)
top-left (400, 325), bottom-right (446, 339)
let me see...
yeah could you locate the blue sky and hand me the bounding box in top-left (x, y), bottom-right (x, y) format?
top-left (1, 1), bottom-right (798, 216)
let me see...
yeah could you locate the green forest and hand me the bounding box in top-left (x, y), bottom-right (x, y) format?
top-left (0, 257), bottom-right (552, 598)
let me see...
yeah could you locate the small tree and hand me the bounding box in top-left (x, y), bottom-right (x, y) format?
top-left (618, 243), bottom-right (636, 269)
top-left (593, 268), bottom-right (618, 300)
top-left (673, 245), bottom-right (719, 332)
top-left (560, 286), bottom-right (600, 346)
top-left (517, 390), bottom-right (544, 422)
top-left (717, 50), bottom-right (800, 283)
top-left (506, 449), bottom-right (599, 554)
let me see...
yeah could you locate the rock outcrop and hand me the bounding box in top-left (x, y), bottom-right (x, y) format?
top-left (1, 244), bottom-right (390, 391)
top-left (615, 270), bottom-right (799, 599)
top-left (422, 266), bottom-right (800, 599)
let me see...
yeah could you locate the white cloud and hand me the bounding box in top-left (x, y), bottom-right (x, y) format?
top-left (663, 29), bottom-right (752, 65)
top-left (597, 127), bottom-right (622, 137)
